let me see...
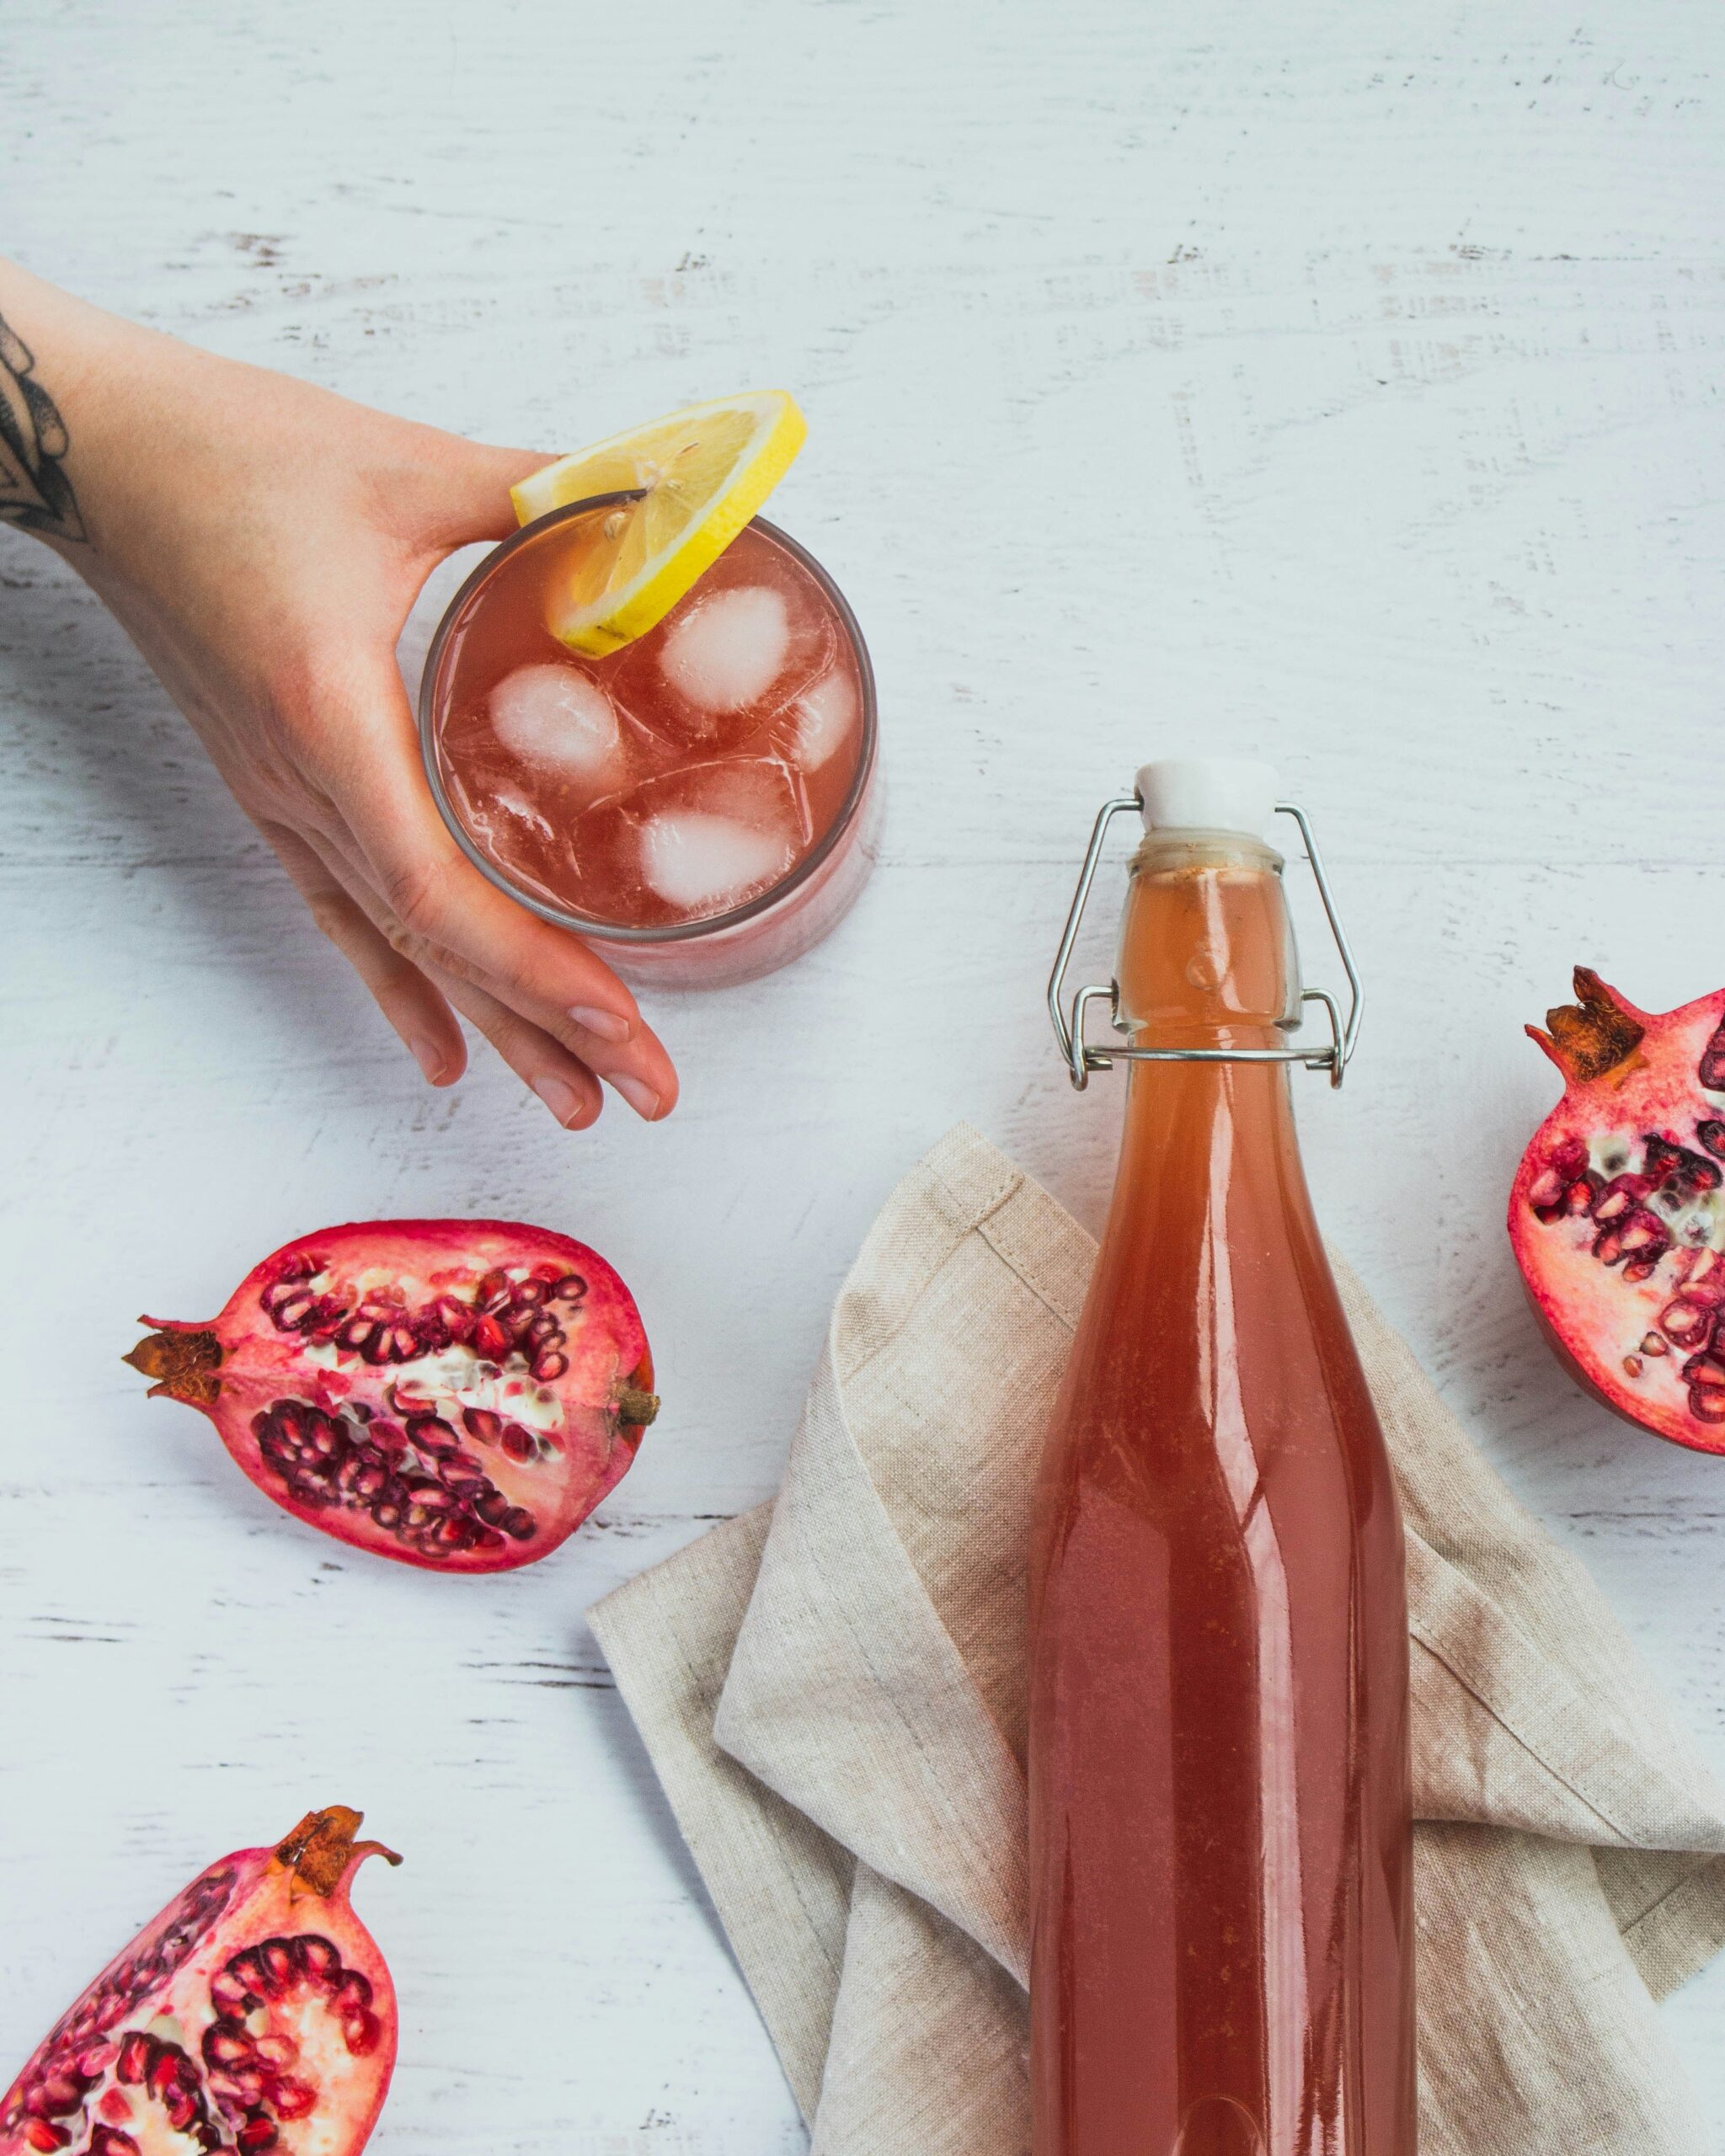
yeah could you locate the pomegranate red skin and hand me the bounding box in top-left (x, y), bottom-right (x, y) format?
top-left (126, 1219), bottom-right (658, 1572)
top-left (1509, 969), bottom-right (1725, 1455)
top-left (3, 1807), bottom-right (398, 2156)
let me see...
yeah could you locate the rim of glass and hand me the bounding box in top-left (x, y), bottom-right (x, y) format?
top-left (417, 492), bottom-right (879, 945)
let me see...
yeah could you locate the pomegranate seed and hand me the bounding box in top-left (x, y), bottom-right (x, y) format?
top-left (343, 2009), bottom-right (382, 2057)
top-left (432, 1294), bottom-right (474, 1339)
top-left (1623, 1355), bottom-right (1644, 1378)
top-left (1642, 1332), bottom-right (1669, 1355)
top-left (1546, 1135), bottom-right (1589, 1181)
top-left (1699, 1020), bottom-right (1725, 1091)
top-left (331, 1969), bottom-right (373, 2013)
top-left (1659, 1298), bottom-right (1715, 1351)
top-left (296, 1934), bottom-right (340, 1984)
top-left (1683, 1352), bottom-right (1725, 1390)
top-left (500, 1423), bottom-right (536, 1462)
top-left (253, 2031), bottom-right (298, 2069)
top-left (1592, 1176), bottom-right (1647, 1225)
top-left (29, 2074), bottom-right (88, 2119)
top-left (552, 1272), bottom-right (588, 1302)
top-left (1699, 1118), bottom-right (1725, 1161)
top-left (96, 2091), bottom-right (134, 2127)
top-left (203, 2022), bottom-right (254, 2068)
top-left (502, 1506), bottom-right (537, 1540)
top-left (1595, 1207), bottom-right (1670, 1268)
top-left (237, 2121), bottom-right (278, 2153)
top-left (270, 2079), bottom-right (317, 2121)
top-left (470, 1315), bottom-right (509, 1358)
top-left (1527, 1168), bottom-right (1565, 1210)
top-left (407, 1415), bottom-right (459, 1455)
top-left (473, 1488), bottom-right (510, 1526)
top-left (207, 2072), bottom-right (264, 2112)
top-left (462, 1406), bottom-right (503, 1445)
top-left (1646, 1134), bottom-right (1722, 1195)
top-left (24, 2120), bottom-right (69, 2150)
top-left (1691, 1386), bottom-right (1725, 1423)
top-left (115, 2034), bottom-right (156, 2084)
top-left (90, 2131), bottom-right (140, 2156)
top-left (533, 1349), bottom-right (569, 1383)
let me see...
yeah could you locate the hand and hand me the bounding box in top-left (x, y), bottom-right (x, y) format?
top-left (0, 261), bottom-right (677, 1129)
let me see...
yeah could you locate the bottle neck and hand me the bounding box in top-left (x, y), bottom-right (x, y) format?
top-left (1114, 830), bottom-right (1300, 1054)
top-left (1100, 832), bottom-right (1312, 1245)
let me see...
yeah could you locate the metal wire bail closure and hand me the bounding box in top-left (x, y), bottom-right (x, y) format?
top-left (1046, 795), bottom-right (1364, 1092)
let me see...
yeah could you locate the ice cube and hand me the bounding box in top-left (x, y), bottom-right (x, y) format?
top-left (785, 666), bottom-right (858, 771)
top-left (638, 811), bottom-right (793, 915)
top-left (627, 755), bottom-right (804, 916)
top-left (489, 663), bottom-right (624, 792)
top-left (658, 585), bottom-right (792, 718)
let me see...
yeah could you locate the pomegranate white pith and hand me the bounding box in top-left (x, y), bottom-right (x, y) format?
top-left (1509, 969), bottom-right (1725, 1454)
top-left (126, 1220), bottom-right (657, 1572)
top-left (3, 1811), bottom-right (398, 2156)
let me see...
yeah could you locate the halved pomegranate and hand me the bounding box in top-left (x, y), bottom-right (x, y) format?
top-left (3, 1807), bottom-right (398, 2156)
top-left (1509, 968), bottom-right (1725, 1453)
top-left (126, 1219), bottom-right (657, 1571)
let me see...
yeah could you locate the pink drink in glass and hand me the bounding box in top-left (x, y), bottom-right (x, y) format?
top-left (420, 497), bottom-right (879, 988)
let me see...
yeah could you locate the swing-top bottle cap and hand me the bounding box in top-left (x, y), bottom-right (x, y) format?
top-left (1136, 757), bottom-right (1278, 843)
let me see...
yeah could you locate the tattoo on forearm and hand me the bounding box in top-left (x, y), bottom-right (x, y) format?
top-left (0, 310), bottom-right (85, 542)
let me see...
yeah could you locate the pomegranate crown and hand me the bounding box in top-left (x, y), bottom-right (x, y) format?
top-left (275, 1806), bottom-right (402, 1900)
top-left (1526, 967), bottom-right (1647, 1084)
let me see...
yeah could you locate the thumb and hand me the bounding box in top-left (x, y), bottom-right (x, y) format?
top-left (410, 433), bottom-right (558, 551)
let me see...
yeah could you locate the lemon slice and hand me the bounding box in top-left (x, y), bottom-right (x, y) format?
top-left (509, 391), bottom-right (807, 656)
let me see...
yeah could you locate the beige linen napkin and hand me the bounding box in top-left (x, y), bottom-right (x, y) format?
top-left (590, 1124), bottom-right (1725, 2154)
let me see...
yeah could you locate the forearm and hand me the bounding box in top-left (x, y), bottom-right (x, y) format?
top-left (0, 259), bottom-right (265, 581)
top-left (0, 259), bottom-right (138, 550)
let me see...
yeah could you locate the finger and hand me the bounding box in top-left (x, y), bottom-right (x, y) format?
top-left (318, 666), bottom-right (679, 1113)
top-left (424, 962), bottom-right (605, 1131)
top-left (261, 819), bottom-right (467, 1086)
top-left (307, 815), bottom-right (674, 1126)
top-left (404, 436), bottom-right (561, 552)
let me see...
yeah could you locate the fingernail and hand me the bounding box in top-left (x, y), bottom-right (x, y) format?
top-left (409, 1036), bottom-right (449, 1084)
top-left (612, 1073), bottom-right (660, 1122)
top-left (532, 1074), bottom-right (585, 1127)
top-left (569, 1004), bottom-right (632, 1043)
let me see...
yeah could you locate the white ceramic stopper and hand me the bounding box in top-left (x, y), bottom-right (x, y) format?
top-left (1136, 757), bottom-right (1279, 842)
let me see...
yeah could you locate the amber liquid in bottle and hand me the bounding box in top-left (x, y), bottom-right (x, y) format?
top-left (1028, 827), bottom-right (1416, 2156)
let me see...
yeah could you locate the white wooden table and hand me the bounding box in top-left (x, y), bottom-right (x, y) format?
top-left (4, 2), bottom-right (1723, 2145)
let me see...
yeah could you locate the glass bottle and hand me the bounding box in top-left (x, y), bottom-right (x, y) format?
top-left (1028, 760), bottom-right (1416, 2156)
